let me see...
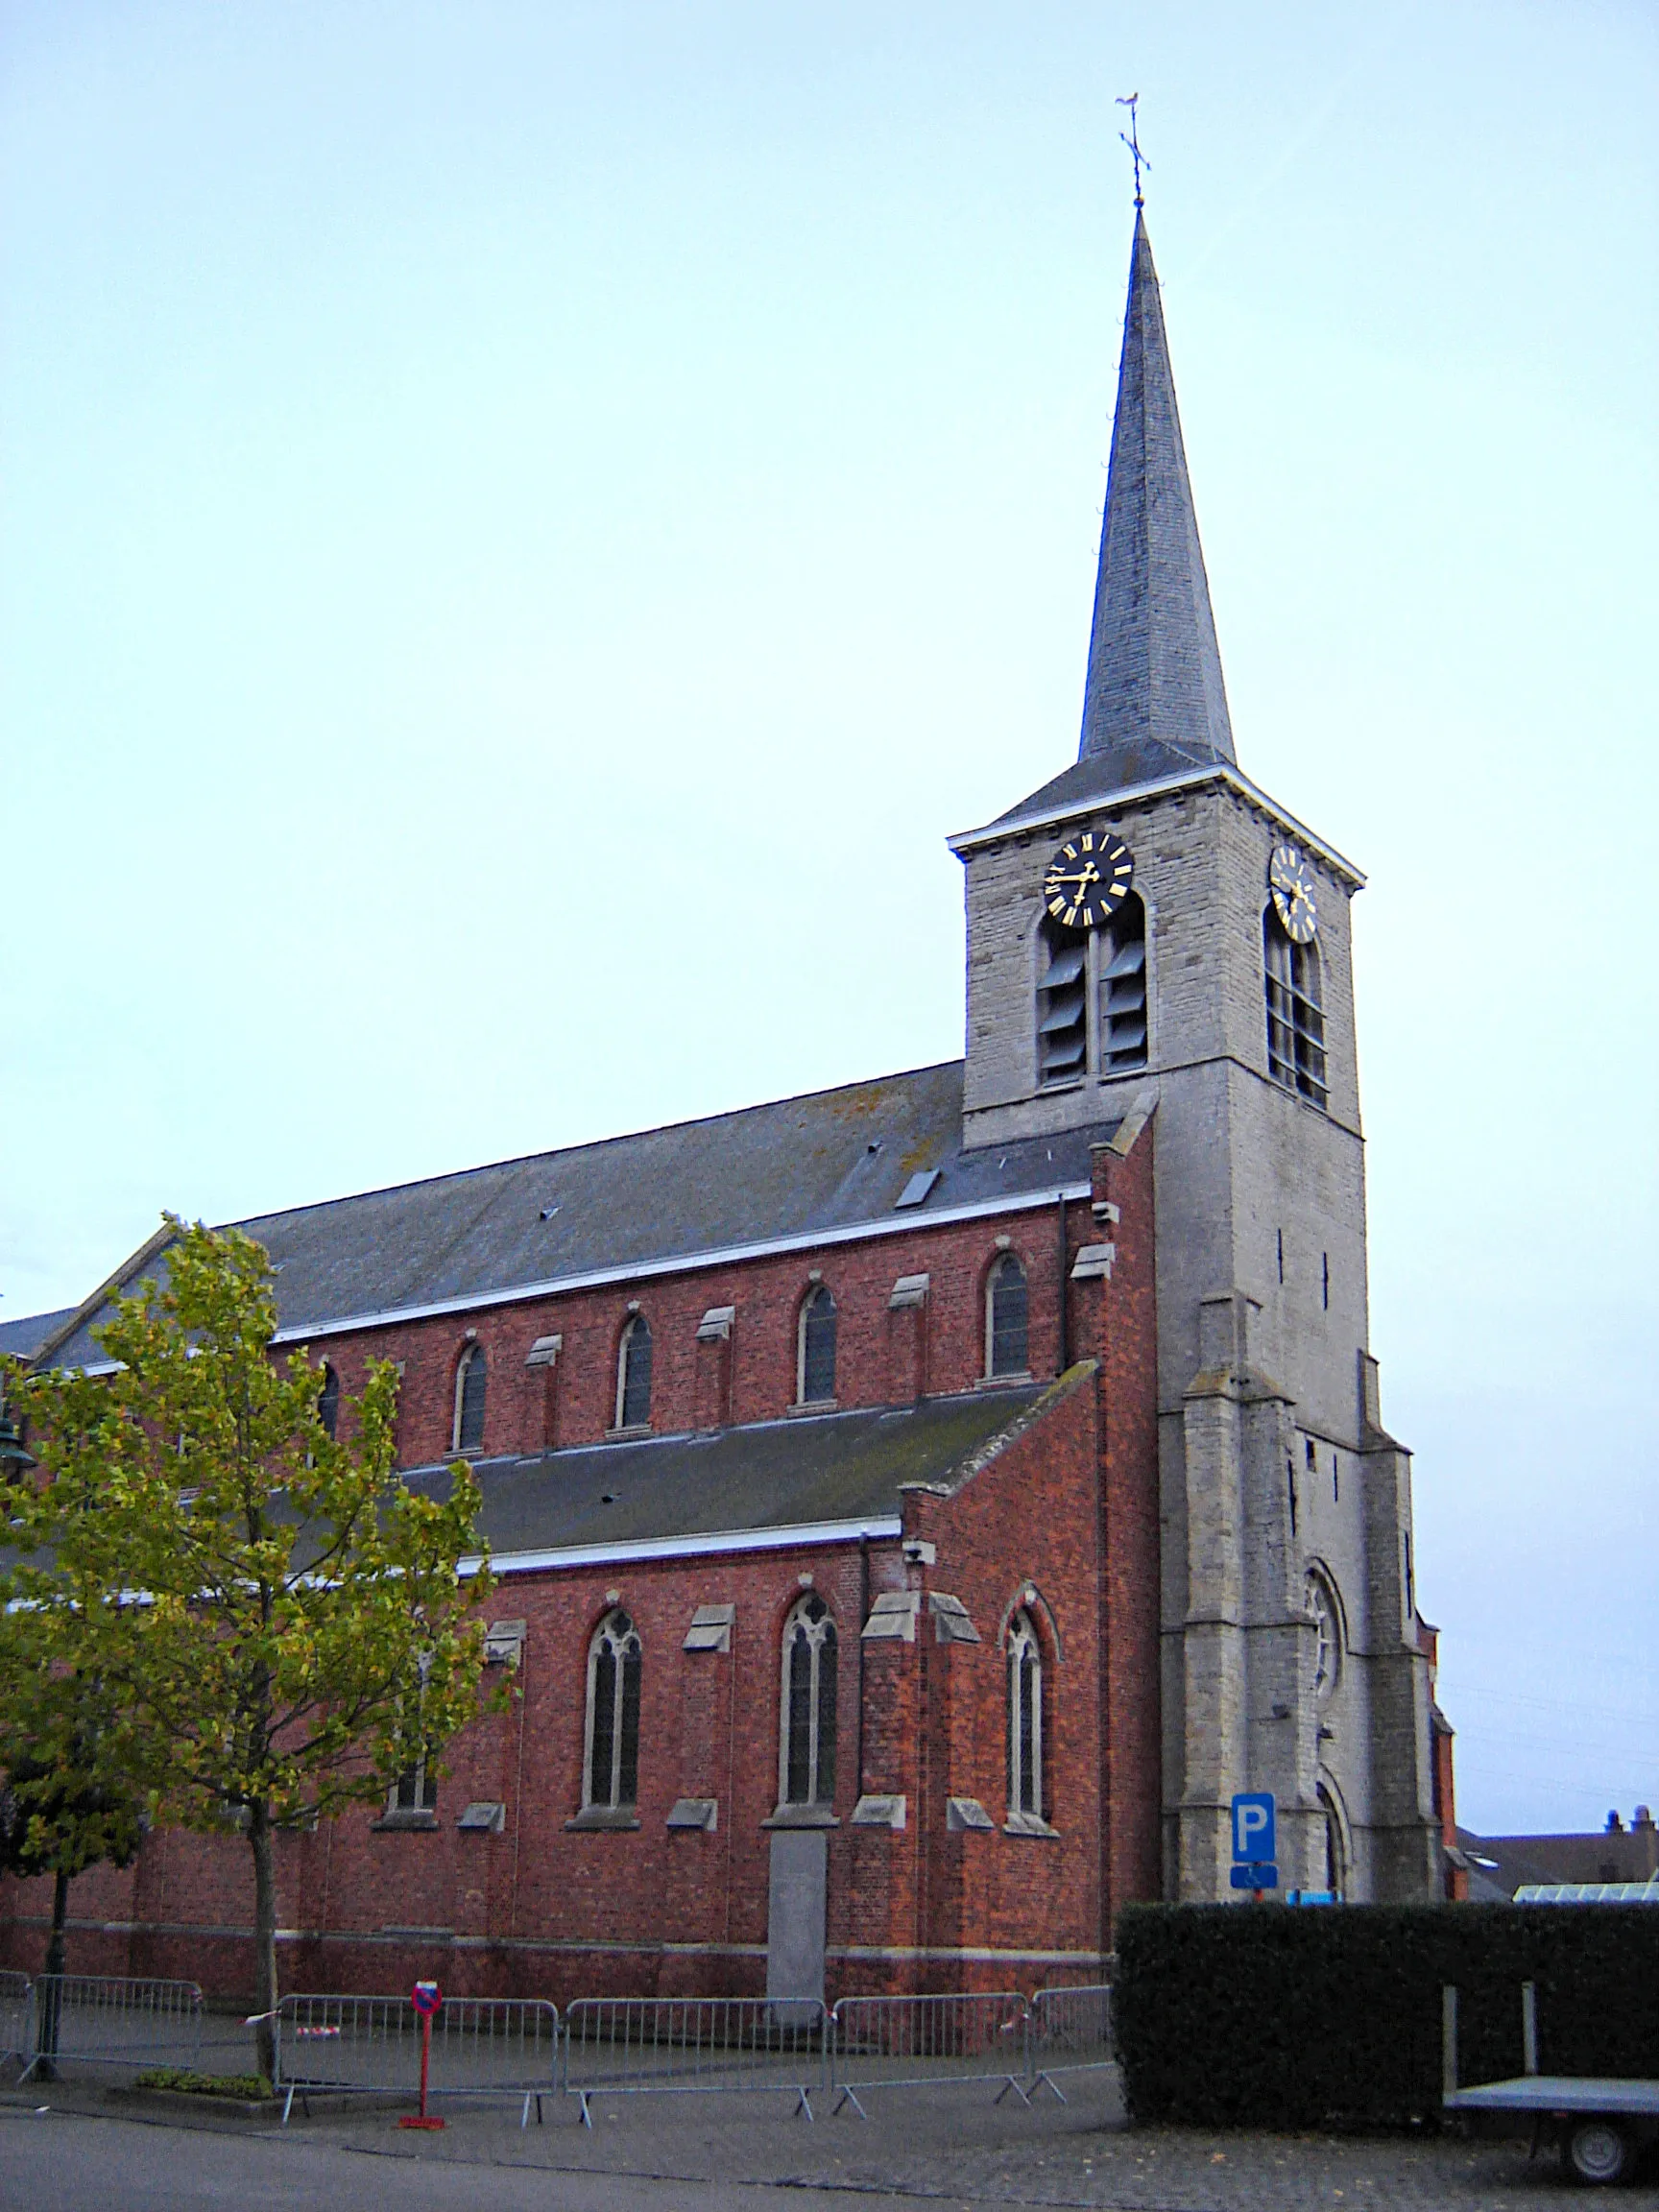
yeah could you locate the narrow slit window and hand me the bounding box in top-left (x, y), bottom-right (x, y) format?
top-left (781, 1594), bottom-right (837, 1808)
top-left (1098, 891), bottom-right (1148, 1072)
top-left (798, 1285), bottom-right (837, 1405)
top-left (1036, 917), bottom-right (1088, 1086)
top-left (453, 1344), bottom-right (488, 1455)
top-left (986, 1253), bottom-right (1028, 1378)
top-left (317, 1363), bottom-right (340, 1440)
top-left (585, 1608), bottom-right (642, 1810)
top-left (616, 1314), bottom-right (653, 1429)
top-left (1264, 909), bottom-right (1328, 1109)
top-left (1006, 1609), bottom-right (1045, 1822)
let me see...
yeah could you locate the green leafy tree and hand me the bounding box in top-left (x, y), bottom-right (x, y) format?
top-left (0, 1664), bottom-right (145, 2077)
top-left (2, 1219), bottom-right (493, 2080)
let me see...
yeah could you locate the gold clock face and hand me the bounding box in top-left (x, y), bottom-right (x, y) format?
top-left (1269, 844), bottom-right (1319, 944)
top-left (1043, 830), bottom-right (1134, 930)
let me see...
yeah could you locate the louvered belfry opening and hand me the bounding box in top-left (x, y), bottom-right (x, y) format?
top-left (783, 1594), bottom-right (837, 1807)
top-left (1263, 910), bottom-right (1329, 1108)
top-left (1099, 891), bottom-right (1148, 1071)
top-left (1036, 916), bottom-right (1088, 1085)
top-left (586, 1608), bottom-right (642, 1810)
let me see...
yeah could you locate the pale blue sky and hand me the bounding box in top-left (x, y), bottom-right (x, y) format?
top-left (3, 3), bottom-right (1655, 1835)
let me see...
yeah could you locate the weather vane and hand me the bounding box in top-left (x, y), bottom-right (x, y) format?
top-left (1117, 93), bottom-right (1149, 209)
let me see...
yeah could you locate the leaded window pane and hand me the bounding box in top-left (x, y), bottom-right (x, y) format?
top-left (457, 1346), bottom-right (488, 1452)
top-left (317, 1364), bottom-right (340, 1440)
top-left (786, 1626), bottom-right (813, 1802)
top-left (989, 1257), bottom-right (1028, 1377)
top-left (802, 1287), bottom-right (836, 1403)
top-left (620, 1317), bottom-right (653, 1428)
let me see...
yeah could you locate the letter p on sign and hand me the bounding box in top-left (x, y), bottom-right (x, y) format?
top-left (1231, 1791), bottom-right (1276, 1863)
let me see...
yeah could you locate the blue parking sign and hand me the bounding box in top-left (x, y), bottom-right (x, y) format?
top-left (1231, 1791), bottom-right (1276, 1865)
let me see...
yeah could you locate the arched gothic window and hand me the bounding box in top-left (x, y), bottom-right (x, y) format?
top-left (1264, 910), bottom-right (1328, 1109)
top-left (1317, 1783), bottom-right (1345, 1899)
top-left (453, 1344), bottom-right (487, 1455)
top-left (986, 1254), bottom-right (1028, 1379)
top-left (1006, 1609), bottom-right (1046, 1824)
top-left (585, 1608), bottom-right (642, 1811)
top-left (1036, 916), bottom-right (1087, 1086)
top-left (798, 1285), bottom-right (837, 1405)
top-left (615, 1313), bottom-right (653, 1430)
top-left (781, 1595), bottom-right (837, 1808)
top-left (1099, 891), bottom-right (1148, 1072)
top-left (1308, 1572), bottom-right (1341, 1700)
top-left (317, 1363), bottom-right (340, 1440)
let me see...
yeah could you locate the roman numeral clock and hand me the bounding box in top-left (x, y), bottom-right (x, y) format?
top-left (1042, 830), bottom-right (1134, 930)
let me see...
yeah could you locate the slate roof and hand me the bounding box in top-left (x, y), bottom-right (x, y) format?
top-left (34, 1063), bottom-right (1121, 1370)
top-left (1076, 211), bottom-right (1235, 788)
top-left (406, 1381), bottom-right (1059, 1561)
top-left (0, 1307), bottom-right (76, 1361)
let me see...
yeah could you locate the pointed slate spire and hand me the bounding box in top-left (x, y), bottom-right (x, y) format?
top-left (1077, 211), bottom-right (1235, 787)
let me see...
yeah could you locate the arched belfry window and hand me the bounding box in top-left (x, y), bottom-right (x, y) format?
top-left (453, 1344), bottom-right (487, 1455)
top-left (1036, 916), bottom-right (1087, 1086)
top-left (317, 1363), bottom-right (340, 1441)
top-left (1006, 1608), bottom-right (1046, 1825)
top-left (615, 1313), bottom-right (653, 1430)
top-left (781, 1595), bottom-right (837, 1809)
top-left (798, 1285), bottom-right (837, 1405)
top-left (1099, 892), bottom-right (1148, 1072)
top-left (584, 1608), bottom-right (642, 1812)
top-left (986, 1254), bottom-right (1028, 1379)
top-left (1264, 910), bottom-right (1329, 1109)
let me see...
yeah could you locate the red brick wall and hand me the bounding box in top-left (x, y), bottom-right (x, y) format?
top-left (1, 1155), bottom-right (1164, 2002)
top-left (308, 1205), bottom-right (1082, 1471)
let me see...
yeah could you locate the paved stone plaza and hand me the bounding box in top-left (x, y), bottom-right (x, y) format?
top-left (5, 2073), bottom-right (1655, 2208)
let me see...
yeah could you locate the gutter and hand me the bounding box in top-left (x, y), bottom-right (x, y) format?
top-left (948, 760), bottom-right (1366, 887)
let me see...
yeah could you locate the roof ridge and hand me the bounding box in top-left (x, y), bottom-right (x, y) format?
top-left (229, 1059), bottom-right (968, 1233)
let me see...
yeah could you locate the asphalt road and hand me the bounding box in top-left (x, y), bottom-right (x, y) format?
top-left (3, 2080), bottom-right (1656, 2211)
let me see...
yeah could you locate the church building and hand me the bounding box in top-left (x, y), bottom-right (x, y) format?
top-left (0, 211), bottom-right (1444, 2006)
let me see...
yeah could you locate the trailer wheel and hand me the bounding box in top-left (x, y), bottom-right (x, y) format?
top-left (1567, 2119), bottom-right (1628, 2185)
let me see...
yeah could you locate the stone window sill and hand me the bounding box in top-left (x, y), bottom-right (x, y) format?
top-left (605, 1423), bottom-right (653, 1443)
top-left (977, 1370), bottom-right (1033, 1389)
top-left (787, 1399), bottom-right (839, 1419)
top-left (762, 1803), bottom-right (840, 1830)
top-left (565, 1804), bottom-right (642, 1832)
top-left (1003, 1811), bottom-right (1061, 1839)
top-left (373, 1809), bottom-right (439, 1833)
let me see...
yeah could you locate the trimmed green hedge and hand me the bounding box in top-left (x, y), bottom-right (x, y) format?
top-left (1115, 1904), bottom-right (1659, 2129)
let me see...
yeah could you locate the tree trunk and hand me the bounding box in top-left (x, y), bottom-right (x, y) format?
top-left (248, 1804), bottom-right (278, 2084)
top-left (43, 1865), bottom-right (70, 1980)
top-left (33, 1867), bottom-right (71, 2079)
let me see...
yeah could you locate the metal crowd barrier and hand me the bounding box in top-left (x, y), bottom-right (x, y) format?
top-left (18, 1974), bottom-right (203, 2082)
top-left (828, 1990), bottom-right (1029, 2116)
top-left (1023, 1983), bottom-right (1113, 2102)
top-left (272, 1993), bottom-right (560, 2126)
top-left (561, 1996), bottom-right (830, 2124)
top-left (0, 1971), bottom-right (34, 2069)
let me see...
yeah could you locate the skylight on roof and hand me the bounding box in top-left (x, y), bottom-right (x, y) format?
top-left (895, 1168), bottom-right (941, 1210)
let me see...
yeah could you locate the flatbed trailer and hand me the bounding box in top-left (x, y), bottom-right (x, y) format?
top-left (1442, 1984), bottom-right (1659, 2185)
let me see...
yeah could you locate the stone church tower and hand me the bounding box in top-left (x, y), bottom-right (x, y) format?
top-left (950, 213), bottom-right (1440, 1903)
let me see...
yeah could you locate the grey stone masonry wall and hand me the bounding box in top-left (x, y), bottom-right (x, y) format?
top-left (954, 763), bottom-right (1437, 1903)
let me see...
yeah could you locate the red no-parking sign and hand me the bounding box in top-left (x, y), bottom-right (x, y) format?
top-left (400, 1981), bottom-right (446, 2128)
